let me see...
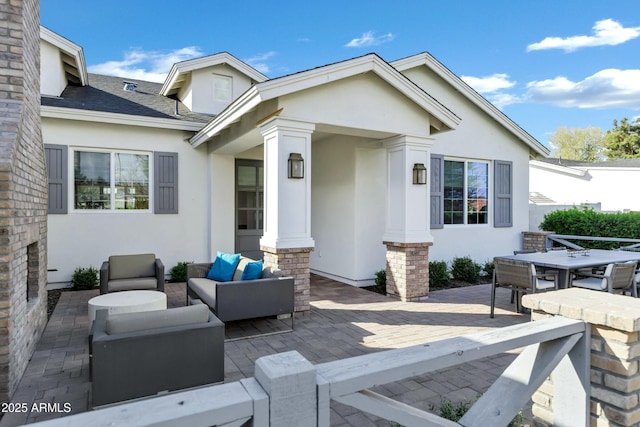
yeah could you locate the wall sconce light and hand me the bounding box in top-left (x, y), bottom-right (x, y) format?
top-left (288, 153), bottom-right (304, 179)
top-left (413, 163), bottom-right (427, 185)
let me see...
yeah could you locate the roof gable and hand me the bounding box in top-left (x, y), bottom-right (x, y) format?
top-left (160, 52), bottom-right (268, 98)
top-left (391, 52), bottom-right (549, 158)
top-left (40, 26), bottom-right (88, 88)
top-left (191, 53), bottom-right (461, 148)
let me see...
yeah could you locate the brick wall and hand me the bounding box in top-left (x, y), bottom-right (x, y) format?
top-left (524, 289), bottom-right (640, 426)
top-left (0, 0), bottom-right (48, 402)
top-left (522, 231), bottom-right (553, 252)
top-left (384, 241), bottom-right (431, 301)
top-left (261, 246), bottom-right (313, 313)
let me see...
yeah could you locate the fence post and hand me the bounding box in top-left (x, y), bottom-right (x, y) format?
top-left (523, 289), bottom-right (640, 427)
top-left (254, 350), bottom-right (317, 426)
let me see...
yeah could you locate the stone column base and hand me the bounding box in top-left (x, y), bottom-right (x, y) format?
top-left (383, 241), bottom-right (432, 302)
top-left (261, 246), bottom-right (313, 313)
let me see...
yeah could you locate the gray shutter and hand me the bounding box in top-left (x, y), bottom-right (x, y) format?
top-left (494, 160), bottom-right (513, 227)
top-left (430, 154), bottom-right (444, 229)
top-left (44, 144), bottom-right (68, 214)
top-left (154, 152), bottom-right (178, 214)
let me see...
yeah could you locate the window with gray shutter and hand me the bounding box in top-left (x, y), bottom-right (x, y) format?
top-left (430, 154), bottom-right (444, 229)
top-left (154, 152), bottom-right (178, 214)
top-left (494, 160), bottom-right (513, 227)
top-left (44, 144), bottom-right (68, 214)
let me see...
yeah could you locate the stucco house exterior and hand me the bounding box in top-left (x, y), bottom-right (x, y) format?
top-left (529, 158), bottom-right (640, 229)
top-left (41, 27), bottom-right (549, 309)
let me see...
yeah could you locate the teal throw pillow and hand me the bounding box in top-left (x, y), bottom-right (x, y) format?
top-left (207, 251), bottom-right (241, 282)
top-left (240, 260), bottom-right (263, 280)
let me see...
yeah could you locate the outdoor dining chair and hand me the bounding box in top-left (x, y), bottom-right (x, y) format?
top-left (570, 261), bottom-right (638, 297)
top-left (490, 258), bottom-right (558, 318)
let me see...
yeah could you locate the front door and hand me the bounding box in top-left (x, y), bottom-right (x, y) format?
top-left (235, 160), bottom-right (264, 259)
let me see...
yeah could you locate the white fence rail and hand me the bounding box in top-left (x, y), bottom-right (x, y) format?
top-left (32, 316), bottom-right (589, 427)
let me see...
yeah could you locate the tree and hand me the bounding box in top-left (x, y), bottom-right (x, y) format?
top-left (604, 117), bottom-right (640, 159)
top-left (548, 126), bottom-right (605, 161)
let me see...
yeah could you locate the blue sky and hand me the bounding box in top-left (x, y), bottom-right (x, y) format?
top-left (41, 0), bottom-right (640, 148)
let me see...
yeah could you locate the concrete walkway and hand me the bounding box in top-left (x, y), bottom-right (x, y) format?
top-left (0, 275), bottom-right (527, 426)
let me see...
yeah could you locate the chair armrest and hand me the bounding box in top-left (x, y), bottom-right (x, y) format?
top-left (187, 263), bottom-right (212, 280)
top-left (155, 258), bottom-right (165, 292)
top-left (99, 262), bottom-right (109, 294)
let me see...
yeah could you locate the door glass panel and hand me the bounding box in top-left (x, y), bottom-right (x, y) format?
top-left (237, 190), bottom-right (256, 208)
top-left (258, 166), bottom-right (264, 187)
top-left (238, 210), bottom-right (256, 230)
top-left (237, 166), bottom-right (256, 186)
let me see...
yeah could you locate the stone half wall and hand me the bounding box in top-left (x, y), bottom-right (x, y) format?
top-left (0, 0), bottom-right (48, 401)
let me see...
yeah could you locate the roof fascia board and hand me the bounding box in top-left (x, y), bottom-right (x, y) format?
top-left (40, 26), bottom-right (88, 86)
top-left (41, 105), bottom-right (204, 131)
top-left (530, 160), bottom-right (586, 177)
top-left (392, 53), bottom-right (550, 157)
top-left (160, 53), bottom-right (268, 96)
top-left (256, 54), bottom-right (460, 130)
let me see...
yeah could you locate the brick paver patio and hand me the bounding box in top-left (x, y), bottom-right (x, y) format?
top-left (0, 275), bottom-right (528, 426)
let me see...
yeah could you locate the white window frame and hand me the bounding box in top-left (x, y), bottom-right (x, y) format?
top-left (443, 158), bottom-right (490, 226)
top-left (212, 74), bottom-right (232, 103)
top-left (72, 148), bottom-right (152, 213)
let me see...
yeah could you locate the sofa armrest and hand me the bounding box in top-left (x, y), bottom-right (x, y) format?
top-left (99, 262), bottom-right (109, 294)
top-left (187, 262), bottom-right (212, 280)
top-left (155, 258), bottom-right (165, 292)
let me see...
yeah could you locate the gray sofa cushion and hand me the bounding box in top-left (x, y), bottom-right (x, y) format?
top-left (109, 253), bottom-right (156, 280)
top-left (105, 304), bottom-right (210, 335)
top-left (188, 277), bottom-right (217, 309)
top-left (108, 277), bottom-right (158, 292)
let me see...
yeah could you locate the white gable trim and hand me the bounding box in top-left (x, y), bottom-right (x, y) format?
top-left (40, 26), bottom-right (88, 87)
top-left (392, 53), bottom-right (549, 158)
top-left (160, 52), bottom-right (268, 97)
top-left (190, 54), bottom-right (461, 148)
top-left (41, 105), bottom-right (205, 131)
top-left (530, 160), bottom-right (587, 177)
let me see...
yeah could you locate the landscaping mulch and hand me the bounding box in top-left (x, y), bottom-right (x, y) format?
top-left (47, 289), bottom-right (64, 320)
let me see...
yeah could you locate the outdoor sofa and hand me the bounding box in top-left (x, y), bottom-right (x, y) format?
top-left (100, 253), bottom-right (165, 294)
top-left (186, 254), bottom-right (295, 326)
top-left (90, 303), bottom-right (224, 407)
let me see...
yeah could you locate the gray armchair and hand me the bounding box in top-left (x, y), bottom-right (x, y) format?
top-left (90, 304), bottom-right (224, 407)
top-left (490, 258), bottom-right (558, 318)
top-left (571, 261), bottom-right (638, 297)
top-left (100, 253), bottom-right (165, 294)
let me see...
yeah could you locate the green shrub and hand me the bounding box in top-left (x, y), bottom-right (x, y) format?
top-left (430, 396), bottom-right (524, 426)
top-left (540, 207), bottom-right (640, 249)
top-left (450, 256), bottom-right (481, 283)
top-left (71, 266), bottom-right (98, 290)
top-left (169, 261), bottom-right (192, 282)
top-left (483, 260), bottom-right (494, 278)
top-left (429, 261), bottom-right (450, 289)
top-left (374, 269), bottom-right (386, 294)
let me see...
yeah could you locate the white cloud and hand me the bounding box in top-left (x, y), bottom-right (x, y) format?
top-left (527, 19), bottom-right (640, 52)
top-left (244, 51), bottom-right (276, 74)
top-left (345, 31), bottom-right (394, 48)
top-left (87, 46), bottom-right (203, 82)
top-left (461, 73), bottom-right (516, 93)
top-left (525, 68), bottom-right (640, 109)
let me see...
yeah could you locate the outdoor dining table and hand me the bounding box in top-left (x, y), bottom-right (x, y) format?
top-left (495, 249), bottom-right (640, 289)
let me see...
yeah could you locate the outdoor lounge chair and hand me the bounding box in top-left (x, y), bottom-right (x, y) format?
top-left (490, 258), bottom-right (558, 318)
top-left (570, 261), bottom-right (638, 297)
top-left (100, 253), bottom-right (165, 294)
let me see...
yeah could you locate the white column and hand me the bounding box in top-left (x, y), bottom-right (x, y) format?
top-left (382, 135), bottom-right (434, 244)
top-left (259, 117), bottom-right (315, 250)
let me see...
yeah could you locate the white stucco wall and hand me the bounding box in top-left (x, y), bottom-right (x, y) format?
top-left (43, 118), bottom-right (210, 285)
top-left (40, 40), bottom-right (67, 97)
top-left (530, 163), bottom-right (640, 212)
top-left (179, 65), bottom-right (255, 115)
top-left (401, 67), bottom-right (532, 266)
top-left (310, 135), bottom-right (387, 285)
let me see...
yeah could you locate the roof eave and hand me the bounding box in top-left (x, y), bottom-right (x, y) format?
top-left (392, 53), bottom-right (550, 157)
top-left (40, 26), bottom-right (88, 86)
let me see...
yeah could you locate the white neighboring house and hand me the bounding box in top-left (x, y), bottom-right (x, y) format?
top-left (529, 158), bottom-right (640, 229)
top-left (41, 27), bottom-right (549, 301)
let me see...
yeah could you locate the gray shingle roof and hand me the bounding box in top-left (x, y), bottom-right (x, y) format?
top-left (41, 74), bottom-right (212, 124)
